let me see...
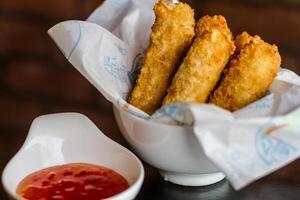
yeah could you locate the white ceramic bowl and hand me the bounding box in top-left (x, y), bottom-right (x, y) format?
top-left (2, 113), bottom-right (144, 200)
top-left (113, 106), bottom-right (224, 186)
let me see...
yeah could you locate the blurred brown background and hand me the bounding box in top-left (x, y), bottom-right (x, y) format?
top-left (1, 0), bottom-right (300, 199)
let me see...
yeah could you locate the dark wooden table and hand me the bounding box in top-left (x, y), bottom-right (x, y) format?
top-left (1, 0), bottom-right (300, 199)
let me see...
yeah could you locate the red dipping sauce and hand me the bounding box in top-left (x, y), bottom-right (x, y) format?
top-left (16, 163), bottom-right (129, 200)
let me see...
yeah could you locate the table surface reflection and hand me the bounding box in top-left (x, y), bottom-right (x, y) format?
top-left (136, 164), bottom-right (300, 200)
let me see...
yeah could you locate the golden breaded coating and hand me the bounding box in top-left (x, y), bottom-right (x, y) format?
top-left (128, 0), bottom-right (195, 114)
top-left (209, 32), bottom-right (281, 111)
top-left (234, 31), bottom-right (253, 54)
top-left (162, 15), bottom-right (235, 106)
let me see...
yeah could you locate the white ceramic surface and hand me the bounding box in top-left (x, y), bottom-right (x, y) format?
top-left (113, 106), bottom-right (225, 186)
top-left (2, 113), bottom-right (144, 200)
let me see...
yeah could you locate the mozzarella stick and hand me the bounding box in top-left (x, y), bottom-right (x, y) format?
top-left (162, 15), bottom-right (235, 106)
top-left (128, 0), bottom-right (195, 114)
top-left (209, 32), bottom-right (281, 111)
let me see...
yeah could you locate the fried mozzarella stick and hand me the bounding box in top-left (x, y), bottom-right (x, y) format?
top-left (209, 32), bottom-right (281, 111)
top-left (128, 0), bottom-right (195, 114)
top-left (162, 15), bottom-right (235, 106)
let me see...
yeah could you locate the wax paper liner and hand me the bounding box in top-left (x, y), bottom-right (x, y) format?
top-left (48, 0), bottom-right (300, 190)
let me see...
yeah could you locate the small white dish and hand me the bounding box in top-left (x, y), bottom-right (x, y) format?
top-left (2, 113), bottom-right (144, 200)
top-left (113, 106), bottom-right (224, 187)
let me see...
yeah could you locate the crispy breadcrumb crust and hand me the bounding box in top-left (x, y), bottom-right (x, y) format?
top-left (128, 0), bottom-right (195, 114)
top-left (209, 32), bottom-right (281, 111)
top-left (163, 15), bottom-right (235, 106)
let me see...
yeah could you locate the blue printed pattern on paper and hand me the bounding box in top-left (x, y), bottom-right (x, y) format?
top-left (255, 120), bottom-right (298, 166)
top-left (153, 104), bottom-right (183, 119)
top-left (103, 55), bottom-right (131, 98)
top-left (103, 42), bottom-right (134, 98)
top-left (104, 56), bottom-right (118, 76)
top-left (67, 22), bottom-right (82, 60)
top-left (152, 104), bottom-right (192, 125)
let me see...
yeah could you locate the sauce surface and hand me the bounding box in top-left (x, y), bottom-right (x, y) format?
top-left (17, 163), bottom-right (129, 200)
